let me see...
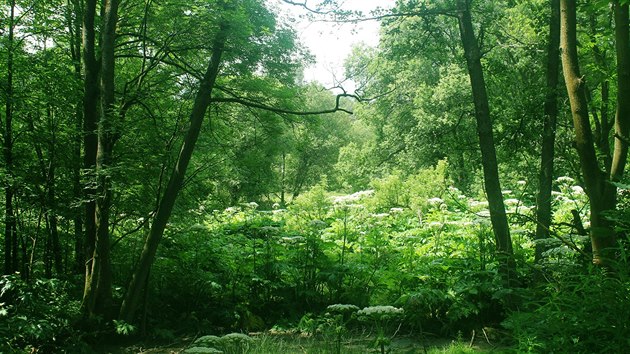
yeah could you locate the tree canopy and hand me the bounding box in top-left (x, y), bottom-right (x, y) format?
top-left (1, 0), bottom-right (630, 352)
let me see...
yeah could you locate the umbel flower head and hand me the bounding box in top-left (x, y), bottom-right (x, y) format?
top-left (357, 305), bottom-right (404, 320)
top-left (326, 304), bottom-right (360, 314)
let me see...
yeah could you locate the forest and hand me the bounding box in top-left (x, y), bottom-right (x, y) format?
top-left (1, 0), bottom-right (630, 352)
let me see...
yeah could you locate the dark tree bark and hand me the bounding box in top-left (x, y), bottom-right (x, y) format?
top-left (3, 0), bottom-right (17, 275)
top-left (456, 0), bottom-right (516, 286)
top-left (535, 0), bottom-right (561, 261)
top-left (67, 0), bottom-right (85, 275)
top-left (611, 2), bottom-right (630, 183)
top-left (119, 27), bottom-right (228, 323)
top-left (81, 0), bottom-right (99, 304)
top-left (82, 0), bottom-right (118, 318)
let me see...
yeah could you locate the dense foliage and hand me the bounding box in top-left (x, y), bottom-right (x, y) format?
top-left (1, 0), bottom-right (630, 352)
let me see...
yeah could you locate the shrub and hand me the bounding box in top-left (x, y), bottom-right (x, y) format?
top-left (504, 267), bottom-right (630, 353)
top-left (0, 274), bottom-right (81, 352)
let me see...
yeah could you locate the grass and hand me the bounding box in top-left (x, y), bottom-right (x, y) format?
top-left (102, 331), bottom-right (513, 353)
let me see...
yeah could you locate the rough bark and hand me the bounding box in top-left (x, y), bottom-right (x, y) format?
top-left (119, 27), bottom-right (227, 323)
top-left (535, 0), bottom-right (561, 262)
top-left (456, 0), bottom-right (516, 286)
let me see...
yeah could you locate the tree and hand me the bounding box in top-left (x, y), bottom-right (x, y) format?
top-left (81, 0), bottom-right (118, 318)
top-left (3, 0), bottom-right (17, 275)
top-left (535, 0), bottom-right (561, 261)
top-left (559, 0), bottom-right (630, 266)
top-left (455, 0), bottom-right (516, 286)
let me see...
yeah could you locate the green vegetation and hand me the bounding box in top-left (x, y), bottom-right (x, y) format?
top-left (1, 0), bottom-right (630, 353)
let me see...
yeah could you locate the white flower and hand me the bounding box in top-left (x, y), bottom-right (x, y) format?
top-left (332, 190), bottom-right (374, 205)
top-left (260, 226), bottom-right (279, 233)
top-left (272, 202), bottom-right (280, 209)
top-left (469, 200), bottom-right (489, 208)
top-left (571, 186), bottom-right (585, 195)
top-left (429, 221), bottom-right (442, 228)
top-left (502, 190), bottom-right (512, 195)
top-left (517, 180), bottom-right (527, 185)
top-left (357, 306), bottom-right (403, 317)
top-left (326, 304), bottom-right (360, 313)
top-left (281, 236), bottom-right (305, 243)
top-left (390, 207), bottom-right (404, 213)
top-left (372, 213), bottom-right (390, 218)
top-left (427, 197), bottom-right (444, 205)
top-left (246, 202), bottom-right (259, 209)
top-left (225, 207), bottom-right (239, 214)
top-left (504, 198), bottom-right (520, 205)
top-left (476, 210), bottom-right (491, 217)
top-left (556, 176), bottom-right (575, 183)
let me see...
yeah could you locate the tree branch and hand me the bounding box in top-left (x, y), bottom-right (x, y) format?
top-left (210, 87), bottom-right (360, 115)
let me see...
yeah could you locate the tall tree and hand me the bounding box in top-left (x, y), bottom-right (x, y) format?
top-left (3, 0), bottom-right (18, 275)
top-left (119, 21), bottom-right (228, 323)
top-left (82, 0), bottom-right (119, 318)
top-left (455, 0), bottom-right (516, 286)
top-left (80, 0), bottom-right (100, 313)
top-left (559, 0), bottom-right (630, 266)
top-left (535, 0), bottom-right (561, 261)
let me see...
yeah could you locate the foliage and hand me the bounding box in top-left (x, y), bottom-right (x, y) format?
top-left (504, 267), bottom-right (630, 353)
top-left (0, 274), bottom-right (81, 352)
top-left (186, 333), bottom-right (255, 354)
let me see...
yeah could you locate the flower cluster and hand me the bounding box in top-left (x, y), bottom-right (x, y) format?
top-left (357, 305), bottom-right (403, 318)
top-left (332, 190), bottom-right (374, 205)
top-left (326, 304), bottom-right (360, 314)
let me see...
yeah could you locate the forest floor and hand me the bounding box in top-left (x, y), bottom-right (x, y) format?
top-left (95, 331), bottom-right (512, 353)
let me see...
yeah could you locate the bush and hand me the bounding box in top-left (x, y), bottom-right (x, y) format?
top-left (0, 274), bottom-right (81, 352)
top-left (504, 267), bottom-right (630, 353)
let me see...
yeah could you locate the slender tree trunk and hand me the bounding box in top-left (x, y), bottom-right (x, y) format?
top-left (83, 0), bottom-right (118, 318)
top-left (47, 160), bottom-right (63, 275)
top-left (81, 0), bottom-right (99, 306)
top-left (456, 0), bottom-right (516, 286)
top-left (119, 27), bottom-right (227, 323)
top-left (611, 2), bottom-right (630, 182)
top-left (559, 0), bottom-right (626, 265)
top-left (68, 0), bottom-right (85, 275)
top-left (535, 0), bottom-right (561, 262)
top-left (3, 0), bottom-right (17, 275)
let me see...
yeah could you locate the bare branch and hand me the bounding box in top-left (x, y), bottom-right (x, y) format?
top-left (280, 0), bottom-right (338, 15)
top-left (210, 94), bottom-right (355, 115)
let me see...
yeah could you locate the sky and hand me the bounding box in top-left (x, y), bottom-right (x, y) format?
top-left (272, 0), bottom-right (392, 92)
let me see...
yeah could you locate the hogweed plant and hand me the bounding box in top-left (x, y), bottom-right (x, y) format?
top-left (323, 304), bottom-right (360, 354)
top-left (357, 305), bottom-right (404, 354)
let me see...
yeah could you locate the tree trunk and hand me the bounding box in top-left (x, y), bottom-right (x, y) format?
top-left (81, 0), bottom-right (99, 304)
top-left (82, 0), bottom-right (118, 318)
top-left (3, 0), bottom-right (17, 275)
top-left (456, 0), bottom-right (516, 286)
top-left (611, 2), bottom-right (630, 182)
top-left (68, 0), bottom-right (85, 275)
top-left (559, 0), bottom-right (625, 266)
top-left (119, 27), bottom-right (227, 323)
top-left (535, 0), bottom-right (561, 261)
